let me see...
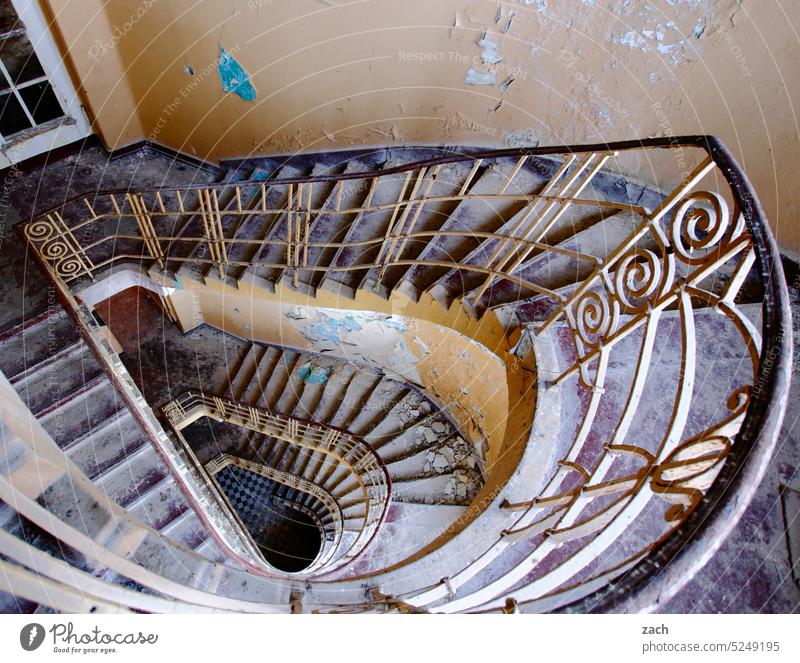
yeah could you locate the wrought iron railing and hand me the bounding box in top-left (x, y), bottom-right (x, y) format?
top-left (15, 136), bottom-right (791, 613)
top-left (163, 390), bottom-right (390, 574)
top-left (23, 148), bottom-right (642, 310)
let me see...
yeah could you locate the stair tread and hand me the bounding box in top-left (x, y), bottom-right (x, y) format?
top-left (319, 158), bottom-right (411, 296)
top-left (0, 307), bottom-right (79, 379)
top-left (95, 444), bottom-right (169, 507)
top-left (394, 158), bottom-right (549, 300)
top-left (233, 164), bottom-right (306, 284)
top-left (296, 160), bottom-right (374, 291)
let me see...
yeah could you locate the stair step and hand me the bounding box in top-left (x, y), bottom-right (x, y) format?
top-left (271, 162), bottom-right (343, 292)
top-left (36, 375), bottom-right (124, 446)
top-left (290, 365), bottom-right (357, 479)
top-left (95, 445), bottom-right (169, 507)
top-left (348, 377), bottom-right (408, 436)
top-left (62, 409), bottom-right (149, 478)
top-left (201, 167), bottom-right (274, 282)
top-left (232, 165), bottom-right (306, 287)
top-left (375, 160), bottom-right (476, 294)
top-left (193, 536), bottom-right (228, 564)
top-left (10, 341), bottom-right (103, 415)
top-left (326, 371), bottom-right (382, 431)
top-left (290, 357), bottom-right (338, 420)
top-left (427, 199), bottom-right (558, 309)
top-left (0, 307), bottom-right (79, 378)
top-left (391, 470), bottom-right (481, 506)
top-left (478, 210), bottom-right (644, 310)
top-left (224, 344), bottom-right (264, 401)
top-left (239, 346), bottom-right (282, 405)
top-left (319, 159), bottom-right (410, 298)
top-left (296, 160), bottom-right (373, 293)
top-left (163, 168), bottom-right (243, 267)
top-left (158, 507), bottom-right (210, 551)
top-left (362, 390), bottom-right (430, 447)
top-left (262, 350), bottom-right (301, 410)
top-left (387, 441), bottom-right (467, 479)
top-left (125, 476), bottom-right (191, 532)
top-left (175, 169), bottom-right (262, 279)
top-left (394, 157), bottom-right (549, 301)
top-left (236, 349), bottom-right (300, 458)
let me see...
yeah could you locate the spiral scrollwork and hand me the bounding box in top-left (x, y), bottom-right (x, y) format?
top-left (163, 402), bottom-right (184, 424)
top-left (613, 248), bottom-right (667, 312)
top-left (24, 219), bottom-right (56, 244)
top-left (651, 433), bottom-right (731, 522)
top-left (650, 383), bottom-right (750, 522)
top-left (726, 385), bottom-right (751, 418)
top-left (42, 237), bottom-right (72, 260)
top-left (574, 289), bottom-right (616, 347)
top-left (54, 255), bottom-right (85, 279)
top-left (670, 191), bottom-right (731, 265)
top-left (25, 216), bottom-right (83, 277)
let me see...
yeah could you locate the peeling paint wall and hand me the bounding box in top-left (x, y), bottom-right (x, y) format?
top-left (165, 276), bottom-right (511, 465)
top-left (44, 0), bottom-right (800, 255)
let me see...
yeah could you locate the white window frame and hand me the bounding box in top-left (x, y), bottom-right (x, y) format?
top-left (0, 0), bottom-right (91, 166)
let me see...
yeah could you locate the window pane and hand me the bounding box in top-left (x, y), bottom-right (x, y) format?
top-left (1, 33), bottom-right (46, 87)
top-left (18, 80), bottom-right (64, 124)
top-left (0, 90), bottom-right (32, 135)
top-left (0, 2), bottom-right (21, 36)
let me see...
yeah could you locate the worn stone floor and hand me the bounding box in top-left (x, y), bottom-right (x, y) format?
top-left (0, 143), bottom-right (798, 612)
top-left (662, 262), bottom-right (800, 614)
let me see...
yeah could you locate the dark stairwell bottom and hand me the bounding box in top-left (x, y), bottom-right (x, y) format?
top-left (214, 465), bottom-right (322, 573)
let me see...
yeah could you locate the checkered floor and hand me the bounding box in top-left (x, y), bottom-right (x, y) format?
top-left (214, 464), bottom-right (322, 571)
top-left (215, 465), bottom-right (281, 537)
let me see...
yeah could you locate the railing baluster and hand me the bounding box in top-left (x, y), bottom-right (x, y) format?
top-left (126, 192), bottom-right (165, 271)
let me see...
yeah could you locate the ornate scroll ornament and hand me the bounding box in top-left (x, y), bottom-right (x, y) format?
top-left (163, 401), bottom-right (185, 425)
top-left (24, 214), bottom-right (95, 280)
top-left (612, 246), bottom-right (672, 314)
top-left (573, 289), bottom-right (618, 348)
top-left (24, 218), bottom-right (56, 245)
top-left (651, 435), bottom-right (732, 522)
top-left (651, 386), bottom-right (750, 521)
top-left (670, 190), bottom-right (732, 265)
top-left (24, 217), bottom-right (73, 272)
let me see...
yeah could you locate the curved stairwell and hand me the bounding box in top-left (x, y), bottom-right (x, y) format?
top-left (157, 338), bottom-right (485, 577)
top-left (0, 137), bottom-right (792, 613)
top-left (213, 342), bottom-right (484, 507)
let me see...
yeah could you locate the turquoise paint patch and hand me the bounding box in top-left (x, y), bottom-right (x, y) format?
top-left (301, 312), bottom-right (362, 344)
top-left (218, 48), bottom-right (256, 101)
top-left (383, 318), bottom-right (407, 332)
top-left (298, 363), bottom-right (333, 385)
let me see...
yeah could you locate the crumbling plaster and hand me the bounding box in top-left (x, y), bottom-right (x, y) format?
top-left (163, 274), bottom-right (512, 469)
top-left (43, 0), bottom-right (799, 255)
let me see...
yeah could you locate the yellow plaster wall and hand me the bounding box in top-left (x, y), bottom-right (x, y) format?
top-left (43, 0), bottom-right (800, 255)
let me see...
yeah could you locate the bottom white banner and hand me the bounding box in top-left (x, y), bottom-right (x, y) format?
top-left (0, 613), bottom-right (796, 662)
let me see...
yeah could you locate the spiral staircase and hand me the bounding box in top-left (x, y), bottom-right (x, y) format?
top-left (0, 136), bottom-right (792, 613)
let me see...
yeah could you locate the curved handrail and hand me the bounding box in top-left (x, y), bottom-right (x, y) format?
top-left (14, 136), bottom-right (791, 613)
top-left (164, 390), bottom-right (391, 574)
